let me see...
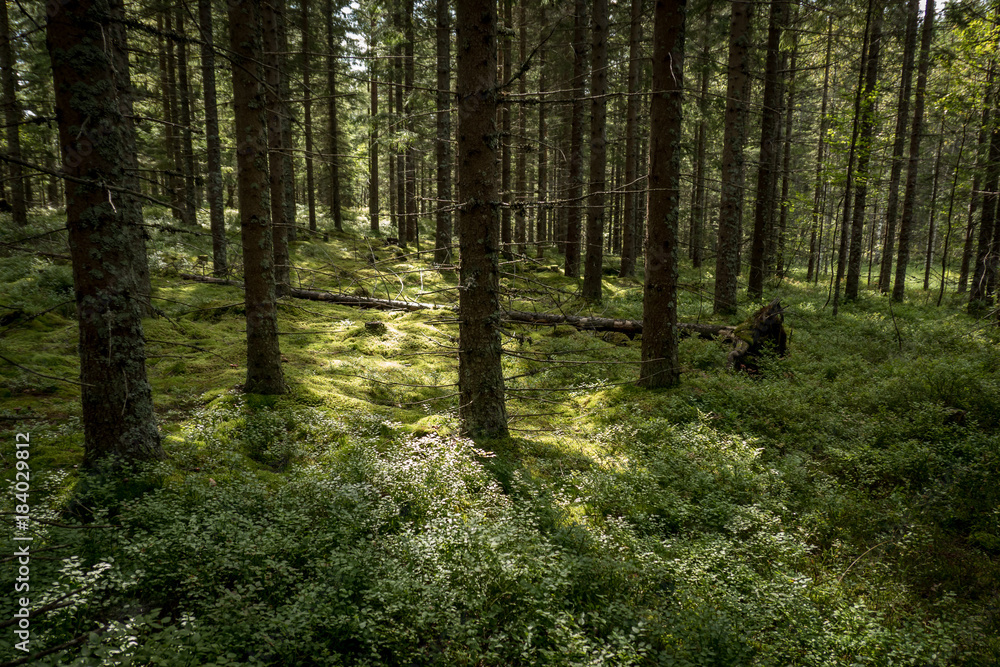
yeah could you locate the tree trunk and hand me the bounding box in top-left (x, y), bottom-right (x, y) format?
top-left (776, 17), bottom-right (799, 279)
top-left (302, 0), bottom-right (317, 233)
top-left (515, 0), bottom-right (528, 255)
top-left (583, 0), bottom-right (608, 300)
top-left (714, 0), bottom-right (753, 315)
top-left (0, 0), bottom-right (26, 226)
top-left (565, 0), bottom-right (587, 278)
top-left (959, 99), bottom-right (988, 293)
top-left (198, 0), bottom-right (227, 276)
top-left (939, 119), bottom-right (967, 305)
top-left (619, 0), bottom-right (643, 277)
top-left (47, 0), bottom-right (163, 465)
top-left (748, 0), bottom-right (788, 301)
top-left (227, 0), bottom-right (286, 394)
top-left (435, 0), bottom-right (453, 264)
top-left (175, 5), bottom-right (197, 227)
top-left (500, 0), bottom-right (512, 252)
top-left (689, 0), bottom-right (712, 269)
top-left (369, 17), bottom-right (379, 234)
top-left (404, 0), bottom-right (417, 246)
top-left (455, 0), bottom-right (508, 438)
top-left (970, 70), bottom-right (1000, 313)
top-left (807, 16), bottom-right (833, 283)
top-left (327, 0), bottom-right (343, 232)
top-left (893, 0), bottom-right (935, 302)
top-left (263, 0), bottom-right (290, 297)
top-left (878, 0), bottom-right (920, 292)
top-left (278, 2), bottom-right (296, 242)
top-left (158, 14), bottom-right (181, 222)
top-left (639, 0), bottom-right (685, 389)
top-left (536, 5), bottom-right (548, 259)
top-left (846, 2), bottom-right (883, 301)
top-left (923, 114), bottom-right (946, 291)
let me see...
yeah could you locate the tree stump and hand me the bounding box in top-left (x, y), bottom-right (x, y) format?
top-left (727, 298), bottom-right (788, 373)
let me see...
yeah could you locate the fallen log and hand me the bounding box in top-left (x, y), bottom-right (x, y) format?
top-left (179, 273), bottom-right (732, 339)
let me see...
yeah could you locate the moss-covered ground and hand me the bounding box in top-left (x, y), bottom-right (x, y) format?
top-left (1, 208), bottom-right (998, 665)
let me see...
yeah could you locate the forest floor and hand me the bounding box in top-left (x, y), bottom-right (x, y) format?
top-left (1, 208), bottom-right (999, 666)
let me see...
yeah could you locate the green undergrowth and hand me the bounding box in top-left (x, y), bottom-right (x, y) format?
top-left (1, 211), bottom-right (998, 665)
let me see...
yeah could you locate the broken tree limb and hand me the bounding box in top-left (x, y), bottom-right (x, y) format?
top-left (179, 273), bottom-right (732, 339)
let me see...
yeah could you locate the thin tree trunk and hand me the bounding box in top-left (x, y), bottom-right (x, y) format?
top-left (279, 2), bottom-right (296, 242)
top-left (971, 66), bottom-right (1000, 312)
top-left (939, 119), bottom-right (967, 305)
top-left (302, 0), bottom-right (317, 233)
top-left (435, 0), bottom-right (452, 263)
top-left (619, 0), bottom-right (643, 277)
top-left (158, 14), bottom-right (181, 222)
top-left (776, 16), bottom-right (799, 279)
top-left (500, 0), bottom-right (512, 252)
top-left (175, 5), bottom-right (196, 227)
top-left (455, 0), bottom-right (508, 438)
top-left (893, 0), bottom-right (935, 302)
top-left (961, 83), bottom-right (990, 294)
top-left (47, 0), bottom-right (163, 465)
top-left (263, 0), bottom-right (290, 296)
top-left (923, 114), bottom-right (946, 291)
top-left (404, 0), bottom-right (417, 247)
top-left (369, 21), bottom-right (379, 234)
top-left (0, 0), bottom-right (26, 225)
top-left (565, 0), bottom-right (587, 278)
top-left (583, 0), bottom-right (609, 300)
top-left (807, 16), bottom-right (833, 283)
top-left (198, 0), bottom-right (227, 276)
top-left (227, 0), bottom-right (286, 394)
top-left (714, 0), bottom-right (753, 314)
top-left (846, 2), bottom-right (883, 300)
top-left (327, 0), bottom-right (343, 231)
top-left (879, 0), bottom-right (920, 292)
top-left (536, 5), bottom-right (548, 259)
top-left (689, 0), bottom-right (712, 269)
top-left (639, 0), bottom-right (685, 389)
top-left (515, 0), bottom-right (528, 255)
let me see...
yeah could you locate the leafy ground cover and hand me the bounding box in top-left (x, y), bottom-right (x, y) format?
top-left (1, 209), bottom-right (998, 665)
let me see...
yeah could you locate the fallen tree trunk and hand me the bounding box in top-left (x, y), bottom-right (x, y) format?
top-left (179, 273), bottom-right (732, 339)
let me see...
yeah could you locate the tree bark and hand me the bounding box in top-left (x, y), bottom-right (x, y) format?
top-left (198, 0), bottom-right (227, 276)
top-left (959, 98), bottom-right (988, 294)
top-left (262, 0), bottom-right (290, 297)
top-left (515, 0), bottom-right (528, 255)
top-left (583, 0), bottom-right (609, 301)
top-left (47, 0), bottom-right (163, 465)
top-left (714, 0), bottom-right (753, 315)
top-left (807, 16), bottom-right (832, 283)
top-left (893, 0), bottom-right (935, 302)
top-left (536, 5), bottom-right (549, 259)
top-left (369, 16), bottom-right (380, 234)
top-left (327, 0), bottom-right (343, 232)
top-left (227, 0), bottom-right (286, 394)
top-left (923, 114), bottom-right (946, 291)
top-left (278, 0), bottom-right (296, 242)
top-left (404, 0), bottom-right (418, 246)
top-left (565, 0), bottom-right (587, 278)
top-left (435, 0), bottom-right (453, 264)
top-left (689, 0), bottom-right (712, 269)
top-left (639, 0), bottom-right (685, 389)
top-left (0, 0), bottom-right (26, 226)
top-left (748, 0), bottom-right (788, 301)
top-left (302, 0), bottom-right (317, 233)
top-left (970, 69), bottom-right (1000, 313)
top-left (500, 0), bottom-right (512, 252)
top-left (878, 0), bottom-right (920, 293)
top-left (619, 0), bottom-right (643, 277)
top-left (456, 0), bottom-right (508, 438)
top-left (175, 5), bottom-right (197, 227)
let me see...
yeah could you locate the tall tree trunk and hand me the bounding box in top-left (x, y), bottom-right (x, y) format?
top-left (619, 0), bottom-right (643, 277)
top-left (878, 0), bottom-right (920, 292)
top-left (713, 0), bottom-right (753, 315)
top-left (939, 118), bottom-right (967, 305)
top-left (0, 0), bottom-right (26, 226)
top-left (748, 0), bottom-right (788, 301)
top-left (47, 0), bottom-right (163, 465)
top-left (327, 0), bottom-right (343, 232)
top-left (278, 5), bottom-right (296, 243)
top-left (565, 0), bottom-right (587, 278)
top-left (583, 0), bottom-right (609, 300)
top-left (456, 0), bottom-right (508, 439)
top-left (639, 0), bottom-right (685, 389)
top-left (198, 0), bottom-right (227, 276)
top-left (892, 0), bottom-right (935, 302)
top-left (807, 16), bottom-right (833, 283)
top-left (302, 0), bottom-right (317, 233)
top-left (369, 19), bottom-right (379, 234)
top-left (923, 114), bottom-right (946, 291)
top-left (959, 99), bottom-right (988, 293)
top-left (514, 0), bottom-right (528, 255)
top-left (536, 5), bottom-right (548, 258)
top-left (435, 0), bottom-right (453, 263)
top-left (846, 2), bottom-right (883, 300)
top-left (175, 5), bottom-right (197, 227)
top-left (689, 0), bottom-right (712, 269)
top-left (970, 68), bottom-right (1000, 313)
top-left (776, 15), bottom-right (799, 279)
top-left (500, 0), bottom-right (512, 252)
top-left (159, 14), bottom-right (181, 222)
top-left (227, 0), bottom-right (286, 394)
top-left (263, 0), bottom-right (290, 296)
top-left (404, 0), bottom-right (417, 246)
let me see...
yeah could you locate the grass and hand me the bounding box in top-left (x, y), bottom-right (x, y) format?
top-left (0, 208), bottom-right (998, 665)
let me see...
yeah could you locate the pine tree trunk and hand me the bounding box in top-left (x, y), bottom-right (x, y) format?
top-left (893, 0), bottom-right (935, 302)
top-left (878, 0), bottom-right (920, 292)
top-left (158, 15), bottom-right (180, 222)
top-left (689, 0), bottom-right (712, 269)
top-left (227, 0), bottom-right (286, 394)
top-left (435, 0), bottom-right (453, 263)
top-left (619, 0), bottom-right (642, 277)
top-left (515, 1), bottom-right (528, 255)
top-left (963, 70), bottom-right (992, 296)
top-left (846, 3), bottom-right (883, 300)
top-left (198, 0), bottom-right (227, 276)
top-left (404, 0), bottom-right (417, 247)
top-left (714, 0), bottom-right (753, 315)
top-left (327, 0), bottom-right (343, 232)
top-left (583, 0), bottom-right (608, 301)
top-left (175, 5), bottom-right (197, 227)
top-left (0, 0), bottom-right (26, 226)
top-left (639, 0), bottom-right (685, 389)
top-left (748, 0), bottom-right (788, 301)
top-left (970, 69), bottom-right (1000, 313)
top-left (47, 0), bottom-right (163, 465)
top-left (263, 0), bottom-right (290, 296)
top-left (302, 0), bottom-right (317, 233)
top-left (279, 7), bottom-right (296, 242)
top-left (565, 0), bottom-right (587, 278)
top-left (369, 19), bottom-right (380, 234)
top-left (923, 115), bottom-right (946, 291)
top-left (776, 17), bottom-right (799, 279)
top-left (536, 5), bottom-right (548, 259)
top-left (807, 16), bottom-right (833, 283)
top-left (456, 0), bottom-right (508, 439)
